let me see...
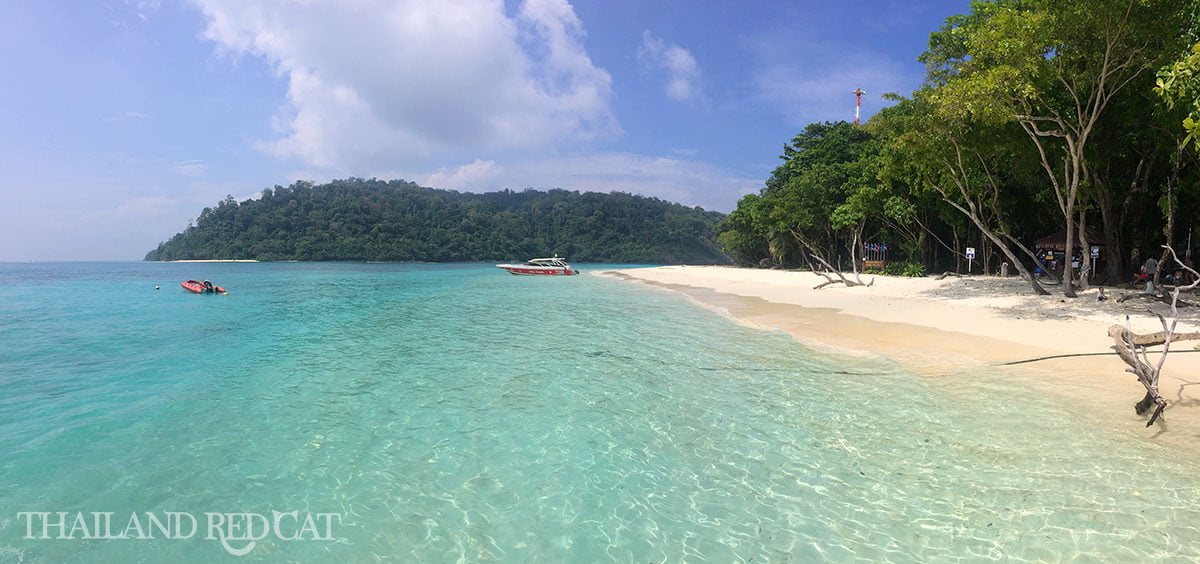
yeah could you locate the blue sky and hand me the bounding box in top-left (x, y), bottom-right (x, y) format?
top-left (1, 0), bottom-right (969, 261)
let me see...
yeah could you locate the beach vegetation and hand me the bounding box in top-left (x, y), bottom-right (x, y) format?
top-left (923, 0), bottom-right (1190, 297)
top-left (877, 92), bottom-right (1055, 294)
top-left (719, 0), bottom-right (1200, 298)
top-left (1154, 0), bottom-right (1200, 147)
top-left (720, 121), bottom-right (884, 274)
top-left (882, 261), bottom-right (927, 278)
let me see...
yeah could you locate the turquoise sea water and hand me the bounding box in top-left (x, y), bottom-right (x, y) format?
top-left (1, 262), bottom-right (1199, 562)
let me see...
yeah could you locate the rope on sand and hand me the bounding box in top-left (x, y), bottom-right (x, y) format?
top-left (996, 348), bottom-right (1200, 366)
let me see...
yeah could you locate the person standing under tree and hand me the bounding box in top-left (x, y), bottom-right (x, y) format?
top-left (1144, 256), bottom-right (1158, 294)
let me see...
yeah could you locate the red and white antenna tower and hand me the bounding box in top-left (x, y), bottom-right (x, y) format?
top-left (851, 88), bottom-right (866, 125)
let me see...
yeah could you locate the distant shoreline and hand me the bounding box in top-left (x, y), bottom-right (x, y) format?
top-left (165, 259), bottom-right (260, 263)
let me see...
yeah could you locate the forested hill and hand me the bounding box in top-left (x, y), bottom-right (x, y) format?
top-left (144, 178), bottom-right (733, 264)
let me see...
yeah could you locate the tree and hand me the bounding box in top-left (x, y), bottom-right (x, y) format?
top-left (765, 122), bottom-right (879, 273)
top-left (1157, 45), bottom-right (1200, 145)
top-left (878, 93), bottom-right (1053, 293)
top-left (923, 0), bottom-right (1189, 297)
top-left (1155, 0), bottom-right (1200, 146)
top-left (716, 195), bottom-right (771, 266)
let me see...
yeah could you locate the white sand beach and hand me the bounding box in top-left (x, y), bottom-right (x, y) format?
top-left (601, 266), bottom-right (1200, 447)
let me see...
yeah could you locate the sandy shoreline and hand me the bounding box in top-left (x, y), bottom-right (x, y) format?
top-left (600, 266), bottom-right (1200, 448)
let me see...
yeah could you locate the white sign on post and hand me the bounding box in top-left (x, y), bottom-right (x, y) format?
top-left (965, 247), bottom-right (975, 273)
top-left (1091, 246), bottom-right (1100, 259)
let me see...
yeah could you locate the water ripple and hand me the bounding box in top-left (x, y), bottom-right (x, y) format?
top-left (1, 263), bottom-right (1199, 561)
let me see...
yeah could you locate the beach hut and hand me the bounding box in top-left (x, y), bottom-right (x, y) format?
top-left (1034, 228), bottom-right (1106, 276)
top-left (1034, 228), bottom-right (1106, 251)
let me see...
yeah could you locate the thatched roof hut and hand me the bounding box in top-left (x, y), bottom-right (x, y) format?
top-left (1034, 228), bottom-right (1106, 251)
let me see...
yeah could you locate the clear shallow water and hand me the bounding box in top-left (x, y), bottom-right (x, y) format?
top-left (0, 262), bottom-right (1198, 562)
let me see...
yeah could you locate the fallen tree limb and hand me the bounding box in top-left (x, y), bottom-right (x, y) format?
top-left (813, 278), bottom-right (845, 290)
top-left (812, 276), bottom-right (875, 290)
top-left (1116, 292), bottom-right (1195, 307)
top-left (1109, 323), bottom-right (1171, 426)
top-left (1107, 246), bottom-right (1200, 427)
top-left (808, 254), bottom-right (873, 290)
top-left (1111, 329), bottom-right (1200, 347)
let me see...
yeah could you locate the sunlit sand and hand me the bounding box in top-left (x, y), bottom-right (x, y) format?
top-left (602, 266), bottom-right (1200, 448)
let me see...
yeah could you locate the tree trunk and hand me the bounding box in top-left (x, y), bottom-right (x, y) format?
top-left (1077, 211), bottom-right (1092, 291)
top-left (791, 229), bottom-right (867, 289)
top-left (953, 231), bottom-right (961, 274)
top-left (1097, 190), bottom-right (1124, 285)
top-left (982, 235), bottom-right (992, 275)
top-left (1155, 138), bottom-right (1184, 292)
top-left (1063, 207), bottom-right (1078, 298)
top-left (1096, 155), bottom-right (1152, 284)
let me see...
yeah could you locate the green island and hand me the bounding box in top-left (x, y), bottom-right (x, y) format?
top-left (144, 178), bottom-right (731, 264)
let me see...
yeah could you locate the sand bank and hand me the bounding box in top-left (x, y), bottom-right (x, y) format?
top-left (601, 266), bottom-right (1200, 446)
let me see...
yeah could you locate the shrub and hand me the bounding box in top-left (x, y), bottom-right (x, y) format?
top-left (884, 261), bottom-right (926, 277)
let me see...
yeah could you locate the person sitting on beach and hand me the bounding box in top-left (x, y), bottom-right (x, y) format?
top-left (1097, 287), bottom-right (1107, 302)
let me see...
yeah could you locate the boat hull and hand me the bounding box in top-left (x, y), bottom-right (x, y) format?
top-left (496, 265), bottom-right (578, 276)
top-left (181, 280), bottom-right (226, 293)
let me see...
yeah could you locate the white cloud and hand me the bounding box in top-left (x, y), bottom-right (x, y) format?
top-left (425, 159), bottom-right (504, 190)
top-left (425, 152), bottom-right (758, 212)
top-left (638, 30), bottom-right (704, 106)
top-left (191, 0), bottom-right (619, 173)
top-left (173, 160), bottom-right (209, 177)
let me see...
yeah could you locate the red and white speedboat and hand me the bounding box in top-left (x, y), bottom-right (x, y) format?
top-left (496, 257), bottom-right (579, 276)
top-left (181, 279), bottom-right (226, 293)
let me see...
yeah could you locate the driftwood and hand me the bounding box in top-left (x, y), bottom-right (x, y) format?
top-left (1108, 246), bottom-right (1200, 427)
top-left (1113, 329), bottom-right (1200, 346)
top-left (813, 277), bottom-right (876, 290)
top-left (808, 254), bottom-right (873, 290)
top-left (1116, 292), bottom-right (1195, 307)
top-left (1108, 324), bottom-right (1184, 426)
top-left (933, 271), bottom-right (961, 281)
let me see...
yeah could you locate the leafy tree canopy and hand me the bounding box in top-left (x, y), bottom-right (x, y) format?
top-left (145, 178), bottom-right (732, 264)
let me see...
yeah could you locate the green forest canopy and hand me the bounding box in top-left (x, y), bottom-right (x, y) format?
top-left (718, 0), bottom-right (1200, 296)
top-left (144, 178), bottom-right (732, 264)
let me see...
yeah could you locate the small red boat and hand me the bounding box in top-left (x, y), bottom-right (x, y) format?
top-left (181, 279), bottom-right (226, 294)
top-left (496, 256), bottom-right (579, 276)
